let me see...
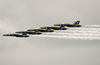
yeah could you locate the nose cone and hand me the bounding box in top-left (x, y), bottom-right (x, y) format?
top-left (16, 31), bottom-right (21, 33)
top-left (3, 34), bottom-right (9, 36)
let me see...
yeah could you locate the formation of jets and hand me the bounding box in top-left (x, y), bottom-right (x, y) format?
top-left (3, 20), bottom-right (81, 37)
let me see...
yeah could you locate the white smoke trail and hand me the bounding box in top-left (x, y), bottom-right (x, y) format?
top-left (85, 25), bottom-right (100, 27)
top-left (63, 30), bottom-right (100, 32)
top-left (33, 35), bottom-right (100, 40)
top-left (68, 28), bottom-right (100, 31)
top-left (45, 32), bottom-right (100, 37)
top-left (60, 27), bottom-right (100, 34)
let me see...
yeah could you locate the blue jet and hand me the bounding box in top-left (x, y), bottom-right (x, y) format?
top-left (54, 20), bottom-right (81, 27)
top-left (16, 30), bottom-right (42, 35)
top-left (3, 33), bottom-right (29, 37)
top-left (40, 27), bottom-right (54, 32)
top-left (27, 28), bottom-right (54, 32)
top-left (41, 25), bottom-right (67, 30)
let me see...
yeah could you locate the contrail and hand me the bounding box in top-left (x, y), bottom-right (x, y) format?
top-left (44, 32), bottom-right (100, 37)
top-left (60, 27), bottom-right (100, 33)
top-left (32, 26), bottom-right (100, 40)
top-left (68, 28), bottom-right (100, 31)
top-left (85, 25), bottom-right (100, 27)
top-left (63, 30), bottom-right (100, 33)
top-left (33, 35), bottom-right (100, 40)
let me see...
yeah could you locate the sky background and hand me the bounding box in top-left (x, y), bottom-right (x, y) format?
top-left (0, 0), bottom-right (100, 65)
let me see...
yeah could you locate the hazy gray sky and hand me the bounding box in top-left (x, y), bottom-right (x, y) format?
top-left (0, 0), bottom-right (100, 65)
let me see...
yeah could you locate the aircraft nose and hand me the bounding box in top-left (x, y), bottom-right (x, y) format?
top-left (16, 31), bottom-right (21, 33)
top-left (3, 34), bottom-right (8, 36)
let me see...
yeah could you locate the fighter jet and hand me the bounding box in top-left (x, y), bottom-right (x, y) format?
top-left (3, 33), bottom-right (29, 37)
top-left (54, 20), bottom-right (81, 27)
top-left (16, 30), bottom-right (42, 35)
top-left (41, 25), bottom-right (67, 30)
top-left (40, 27), bottom-right (54, 32)
top-left (27, 28), bottom-right (53, 32)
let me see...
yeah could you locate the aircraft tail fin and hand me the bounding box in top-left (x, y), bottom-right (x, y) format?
top-left (73, 20), bottom-right (80, 25)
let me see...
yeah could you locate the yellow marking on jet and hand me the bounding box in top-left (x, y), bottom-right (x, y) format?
top-left (50, 27), bottom-right (52, 29)
top-left (63, 25), bottom-right (65, 26)
top-left (24, 32), bottom-right (27, 34)
top-left (53, 26), bottom-right (60, 27)
top-left (36, 30), bottom-right (39, 32)
top-left (62, 23), bottom-right (66, 24)
top-left (23, 35), bottom-right (26, 36)
top-left (21, 32), bottom-right (23, 34)
top-left (78, 20), bottom-right (80, 21)
top-left (69, 23), bottom-right (73, 24)
top-left (23, 30), bottom-right (27, 31)
top-left (34, 28), bottom-right (40, 29)
top-left (47, 25), bottom-right (60, 27)
top-left (74, 20), bottom-right (77, 22)
top-left (9, 34), bottom-right (10, 36)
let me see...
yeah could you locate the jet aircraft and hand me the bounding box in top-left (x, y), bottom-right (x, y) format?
top-left (3, 33), bottom-right (29, 37)
top-left (54, 20), bottom-right (81, 27)
top-left (40, 27), bottom-right (54, 32)
top-left (27, 28), bottom-right (54, 32)
top-left (41, 25), bottom-right (67, 30)
top-left (16, 30), bottom-right (42, 35)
